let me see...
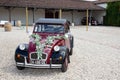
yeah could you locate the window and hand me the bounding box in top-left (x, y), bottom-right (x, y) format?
top-left (34, 24), bottom-right (64, 33)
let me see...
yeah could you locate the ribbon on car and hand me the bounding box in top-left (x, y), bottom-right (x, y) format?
top-left (31, 34), bottom-right (42, 59)
top-left (46, 34), bottom-right (67, 44)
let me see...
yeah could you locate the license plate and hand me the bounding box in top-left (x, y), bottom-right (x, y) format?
top-left (31, 60), bottom-right (45, 64)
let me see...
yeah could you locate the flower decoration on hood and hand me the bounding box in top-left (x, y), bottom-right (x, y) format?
top-left (30, 33), bottom-right (67, 59)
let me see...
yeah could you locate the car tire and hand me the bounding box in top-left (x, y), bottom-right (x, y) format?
top-left (69, 48), bottom-right (73, 56)
top-left (61, 56), bottom-right (68, 72)
top-left (68, 54), bottom-right (70, 63)
top-left (70, 36), bottom-right (74, 56)
top-left (16, 66), bottom-right (25, 70)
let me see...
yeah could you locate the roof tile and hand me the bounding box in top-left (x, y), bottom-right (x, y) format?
top-left (0, 0), bottom-right (105, 10)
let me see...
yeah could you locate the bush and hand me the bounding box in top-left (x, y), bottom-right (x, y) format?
top-left (104, 1), bottom-right (120, 26)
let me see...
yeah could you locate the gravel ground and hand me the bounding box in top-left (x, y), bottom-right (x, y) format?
top-left (0, 26), bottom-right (120, 80)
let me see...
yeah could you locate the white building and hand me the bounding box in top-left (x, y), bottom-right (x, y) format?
top-left (0, 0), bottom-right (107, 26)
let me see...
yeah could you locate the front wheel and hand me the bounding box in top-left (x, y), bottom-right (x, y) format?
top-left (61, 56), bottom-right (68, 72)
top-left (16, 66), bottom-right (25, 70)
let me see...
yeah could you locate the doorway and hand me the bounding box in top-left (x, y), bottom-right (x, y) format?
top-left (45, 9), bottom-right (59, 18)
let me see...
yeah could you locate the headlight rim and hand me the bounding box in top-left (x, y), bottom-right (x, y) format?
top-left (19, 44), bottom-right (26, 50)
top-left (54, 45), bottom-right (60, 52)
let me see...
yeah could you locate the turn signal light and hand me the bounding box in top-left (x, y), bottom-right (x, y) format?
top-left (17, 54), bottom-right (21, 59)
top-left (59, 56), bottom-right (62, 60)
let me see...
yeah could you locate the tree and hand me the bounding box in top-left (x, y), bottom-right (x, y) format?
top-left (104, 1), bottom-right (120, 26)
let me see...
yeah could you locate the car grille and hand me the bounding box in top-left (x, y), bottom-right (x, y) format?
top-left (42, 54), bottom-right (46, 59)
top-left (31, 53), bottom-right (37, 59)
top-left (30, 52), bottom-right (47, 60)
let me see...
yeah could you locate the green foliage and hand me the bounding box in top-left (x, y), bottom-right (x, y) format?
top-left (104, 1), bottom-right (120, 26)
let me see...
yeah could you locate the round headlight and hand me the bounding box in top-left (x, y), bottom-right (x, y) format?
top-left (19, 44), bottom-right (25, 50)
top-left (54, 46), bottom-right (60, 52)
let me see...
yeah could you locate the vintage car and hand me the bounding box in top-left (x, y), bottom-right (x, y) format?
top-left (15, 18), bottom-right (74, 72)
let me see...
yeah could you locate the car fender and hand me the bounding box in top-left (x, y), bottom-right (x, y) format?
top-left (15, 44), bottom-right (28, 62)
top-left (59, 46), bottom-right (69, 60)
top-left (52, 46), bottom-right (68, 60)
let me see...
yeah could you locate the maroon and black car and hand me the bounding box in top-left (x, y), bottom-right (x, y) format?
top-left (15, 18), bottom-right (74, 72)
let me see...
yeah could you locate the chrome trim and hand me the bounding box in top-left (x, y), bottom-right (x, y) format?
top-left (16, 57), bottom-right (62, 68)
top-left (30, 52), bottom-right (48, 61)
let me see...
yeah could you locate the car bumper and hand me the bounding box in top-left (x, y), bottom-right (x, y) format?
top-left (16, 57), bottom-right (62, 68)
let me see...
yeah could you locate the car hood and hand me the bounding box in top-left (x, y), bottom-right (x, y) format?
top-left (28, 34), bottom-right (65, 63)
top-left (28, 38), bottom-right (63, 52)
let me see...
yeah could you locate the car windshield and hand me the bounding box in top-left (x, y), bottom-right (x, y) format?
top-left (34, 24), bottom-right (64, 33)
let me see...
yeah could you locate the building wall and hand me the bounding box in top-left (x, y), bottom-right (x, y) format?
top-left (0, 7), bottom-right (105, 26)
top-left (92, 10), bottom-right (106, 24)
top-left (12, 8), bottom-right (45, 26)
top-left (0, 7), bottom-right (45, 26)
top-left (62, 11), bottom-right (72, 23)
top-left (11, 8), bottom-right (26, 25)
top-left (0, 7), bottom-right (9, 20)
top-left (62, 11), bottom-right (86, 25)
top-left (34, 9), bottom-right (45, 22)
top-left (78, 11), bottom-right (86, 25)
top-left (73, 11), bottom-right (81, 25)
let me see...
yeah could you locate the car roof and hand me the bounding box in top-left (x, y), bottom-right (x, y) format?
top-left (35, 18), bottom-right (67, 24)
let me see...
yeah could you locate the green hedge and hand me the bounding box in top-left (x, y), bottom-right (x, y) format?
top-left (104, 1), bottom-right (120, 26)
